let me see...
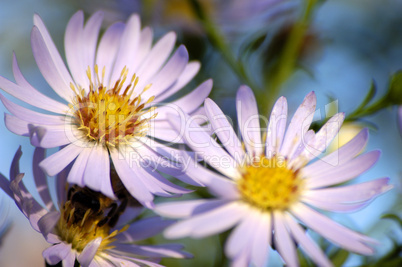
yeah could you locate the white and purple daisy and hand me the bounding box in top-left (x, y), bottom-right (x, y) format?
top-left (156, 86), bottom-right (393, 267)
top-left (0, 11), bottom-right (211, 207)
top-left (0, 147), bottom-right (191, 267)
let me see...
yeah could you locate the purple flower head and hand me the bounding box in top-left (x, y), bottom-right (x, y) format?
top-left (156, 86), bottom-right (393, 267)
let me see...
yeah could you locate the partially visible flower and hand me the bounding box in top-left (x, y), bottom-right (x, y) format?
top-left (327, 122), bottom-right (365, 154)
top-left (0, 147), bottom-right (191, 267)
top-left (156, 86), bottom-right (393, 266)
top-left (0, 11), bottom-right (211, 207)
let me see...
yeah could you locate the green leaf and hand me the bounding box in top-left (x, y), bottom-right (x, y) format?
top-left (355, 80), bottom-right (377, 113)
top-left (330, 249), bottom-right (350, 267)
top-left (387, 71), bottom-right (402, 105)
top-left (381, 213), bottom-right (402, 228)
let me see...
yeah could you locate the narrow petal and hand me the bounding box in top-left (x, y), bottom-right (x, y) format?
top-left (250, 212), bottom-right (271, 267)
top-left (155, 199), bottom-right (231, 219)
top-left (290, 203), bottom-right (376, 255)
top-left (33, 148), bottom-right (54, 210)
top-left (67, 147), bottom-right (92, 187)
top-left (0, 94), bottom-right (65, 125)
top-left (266, 96), bottom-right (288, 156)
top-left (83, 145), bottom-right (113, 198)
top-left (273, 212), bottom-right (298, 267)
top-left (304, 177), bottom-right (392, 204)
top-left (164, 201), bottom-right (246, 239)
top-left (64, 11), bottom-right (88, 89)
top-left (135, 32), bottom-right (176, 89)
top-left (28, 124), bottom-right (76, 148)
top-left (280, 92), bottom-right (316, 157)
top-left (39, 144), bottom-right (84, 177)
top-left (0, 173), bottom-right (12, 198)
top-left (236, 85), bottom-right (263, 157)
top-left (290, 113), bottom-right (345, 169)
top-left (167, 113), bottom-right (241, 179)
top-left (155, 61), bottom-right (200, 102)
top-left (156, 79), bottom-right (213, 120)
top-left (110, 149), bottom-right (154, 208)
top-left (78, 237), bottom-right (102, 267)
top-left (31, 26), bottom-right (74, 101)
top-left (284, 213), bottom-right (332, 267)
top-left (33, 14), bottom-right (74, 96)
top-left (142, 45), bottom-right (189, 100)
top-left (43, 243), bottom-right (72, 265)
top-left (117, 217), bottom-right (175, 243)
top-left (302, 128), bottom-right (369, 176)
top-left (305, 150), bottom-right (380, 189)
top-left (96, 22), bottom-right (125, 85)
top-left (38, 211), bottom-right (60, 241)
top-left (82, 11), bottom-right (104, 73)
top-left (109, 14), bottom-right (141, 87)
top-left (205, 98), bottom-right (245, 161)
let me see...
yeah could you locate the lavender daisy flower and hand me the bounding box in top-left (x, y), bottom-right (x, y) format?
top-left (0, 147), bottom-right (191, 267)
top-left (0, 10), bottom-right (211, 207)
top-left (156, 86), bottom-right (393, 267)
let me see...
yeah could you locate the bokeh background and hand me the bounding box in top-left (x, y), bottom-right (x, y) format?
top-left (0, 0), bottom-right (401, 266)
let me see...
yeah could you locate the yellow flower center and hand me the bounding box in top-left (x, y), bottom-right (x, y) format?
top-left (237, 156), bottom-right (304, 210)
top-left (69, 66), bottom-right (157, 147)
top-left (56, 198), bottom-right (128, 253)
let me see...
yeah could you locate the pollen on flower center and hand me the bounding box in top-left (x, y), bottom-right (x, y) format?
top-left (70, 65), bottom-right (157, 147)
top-left (237, 156), bottom-right (304, 210)
top-left (56, 190), bottom-right (128, 253)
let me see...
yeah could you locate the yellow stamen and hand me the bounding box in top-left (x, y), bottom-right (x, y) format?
top-left (237, 156), bottom-right (304, 210)
top-left (69, 65), bottom-right (156, 147)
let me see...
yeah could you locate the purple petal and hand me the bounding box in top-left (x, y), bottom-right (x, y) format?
top-left (164, 201), bottom-right (246, 239)
top-left (155, 61), bottom-right (201, 102)
top-left (266, 96), bottom-right (288, 156)
top-left (78, 237), bottom-right (101, 267)
top-left (155, 199), bottom-right (230, 218)
top-left (134, 32), bottom-right (177, 90)
top-left (305, 150), bottom-right (380, 189)
top-left (0, 94), bottom-right (65, 125)
top-left (96, 22), bottom-right (125, 86)
top-left (28, 124), bottom-right (74, 148)
top-left (82, 11), bottom-right (104, 75)
top-left (236, 85), bottom-right (263, 157)
top-left (43, 243), bottom-right (72, 265)
top-left (0, 173), bottom-right (12, 198)
top-left (303, 128), bottom-right (369, 175)
top-left (142, 45), bottom-right (189, 100)
top-left (302, 198), bottom-right (371, 213)
top-left (33, 148), bottom-right (54, 210)
top-left (117, 216), bottom-right (175, 243)
top-left (273, 212), bottom-right (298, 267)
top-left (157, 79), bottom-right (212, 120)
top-left (83, 145), bottom-right (113, 198)
top-left (31, 26), bottom-right (74, 101)
top-left (290, 112), bottom-right (345, 169)
top-left (290, 203), bottom-right (377, 254)
top-left (167, 113), bottom-right (240, 179)
top-left (33, 14), bottom-right (74, 98)
top-left (284, 213), bottom-right (332, 267)
top-left (67, 147), bottom-right (92, 187)
top-left (110, 149), bottom-right (154, 208)
top-left (39, 144), bottom-right (84, 177)
top-left (0, 54), bottom-right (67, 113)
top-left (304, 177), bottom-right (392, 204)
top-left (280, 92), bottom-right (316, 157)
top-left (64, 11), bottom-right (88, 89)
top-left (250, 212), bottom-right (271, 267)
top-left (38, 211), bottom-right (60, 241)
top-left (204, 98), bottom-right (245, 161)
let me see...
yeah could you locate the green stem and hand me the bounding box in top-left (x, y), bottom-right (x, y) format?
top-left (188, 0), bottom-right (259, 91)
top-left (261, 0), bottom-right (317, 114)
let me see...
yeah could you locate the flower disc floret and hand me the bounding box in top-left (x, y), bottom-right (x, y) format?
top-left (238, 156), bottom-right (303, 210)
top-left (70, 66), bottom-right (157, 147)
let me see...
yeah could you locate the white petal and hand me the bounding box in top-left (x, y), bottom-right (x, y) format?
top-left (273, 212), bottom-right (298, 267)
top-left (39, 144), bottom-right (84, 177)
top-left (266, 96), bottom-right (288, 156)
top-left (67, 147), bottom-right (93, 187)
top-left (280, 92), bottom-right (316, 157)
top-left (155, 199), bottom-right (229, 219)
top-left (78, 237), bottom-right (102, 267)
top-left (236, 85), bottom-right (263, 157)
